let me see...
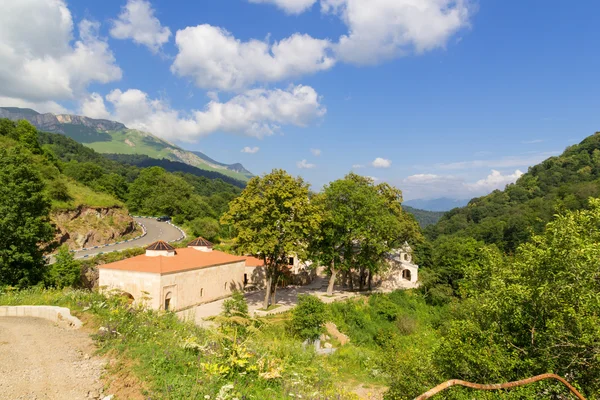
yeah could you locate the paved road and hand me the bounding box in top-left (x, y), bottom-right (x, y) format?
top-left (73, 217), bottom-right (184, 259)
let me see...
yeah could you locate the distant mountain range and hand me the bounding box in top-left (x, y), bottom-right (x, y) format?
top-left (404, 197), bottom-right (470, 212)
top-left (0, 107), bottom-right (253, 183)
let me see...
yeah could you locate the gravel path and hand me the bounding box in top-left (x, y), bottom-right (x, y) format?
top-left (0, 317), bottom-right (106, 400)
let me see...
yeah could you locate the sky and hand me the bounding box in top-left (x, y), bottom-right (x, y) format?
top-left (1, 0), bottom-right (600, 200)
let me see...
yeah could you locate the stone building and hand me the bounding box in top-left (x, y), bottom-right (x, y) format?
top-left (378, 242), bottom-right (420, 290)
top-left (98, 239), bottom-right (246, 311)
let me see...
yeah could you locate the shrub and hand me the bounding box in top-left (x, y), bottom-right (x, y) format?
top-left (46, 245), bottom-right (81, 288)
top-left (289, 294), bottom-right (326, 341)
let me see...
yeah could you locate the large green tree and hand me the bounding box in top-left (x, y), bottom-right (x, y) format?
top-left (0, 147), bottom-right (55, 287)
top-left (221, 169), bottom-right (321, 308)
top-left (434, 198), bottom-right (600, 397)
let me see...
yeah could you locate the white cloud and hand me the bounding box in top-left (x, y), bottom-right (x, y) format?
top-left (466, 169), bottom-right (524, 192)
top-left (401, 169), bottom-right (524, 199)
top-left (297, 159), bottom-right (316, 169)
top-left (521, 139), bottom-right (544, 144)
top-left (436, 153), bottom-right (558, 170)
top-left (0, 0), bottom-right (121, 104)
top-left (242, 146), bottom-right (260, 154)
top-left (110, 0), bottom-right (171, 53)
top-left (310, 148), bottom-right (322, 156)
top-left (171, 24), bottom-right (335, 91)
top-left (84, 84), bottom-right (325, 142)
top-left (80, 92), bottom-right (111, 119)
top-left (0, 96), bottom-right (68, 114)
top-left (372, 157), bottom-right (392, 168)
top-left (321, 0), bottom-right (472, 64)
top-left (248, 0), bottom-right (318, 14)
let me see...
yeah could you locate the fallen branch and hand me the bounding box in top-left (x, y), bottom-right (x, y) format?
top-left (414, 373), bottom-right (585, 400)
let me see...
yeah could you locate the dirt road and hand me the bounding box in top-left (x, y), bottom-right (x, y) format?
top-left (0, 317), bottom-right (106, 400)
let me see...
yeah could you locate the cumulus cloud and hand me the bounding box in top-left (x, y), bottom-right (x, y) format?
top-left (110, 0), bottom-right (171, 53)
top-left (466, 169), bottom-right (524, 192)
top-left (322, 0), bottom-right (472, 64)
top-left (242, 146), bottom-right (260, 154)
top-left (401, 169), bottom-right (524, 199)
top-left (310, 148), bottom-right (322, 156)
top-left (80, 92), bottom-right (111, 119)
top-left (297, 159), bottom-right (316, 169)
top-left (171, 25), bottom-right (335, 91)
top-left (0, 0), bottom-right (121, 104)
top-left (81, 84), bottom-right (325, 142)
top-left (248, 0), bottom-right (318, 14)
top-left (372, 157), bottom-right (392, 168)
top-left (0, 96), bottom-right (68, 114)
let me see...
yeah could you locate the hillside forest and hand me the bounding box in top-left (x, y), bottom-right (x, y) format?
top-left (1, 119), bottom-right (599, 399)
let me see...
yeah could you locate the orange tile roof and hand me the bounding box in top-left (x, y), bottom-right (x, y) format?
top-left (98, 248), bottom-right (246, 275)
top-left (244, 255), bottom-right (266, 267)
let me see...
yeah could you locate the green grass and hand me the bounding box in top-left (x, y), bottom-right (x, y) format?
top-left (51, 180), bottom-right (123, 211)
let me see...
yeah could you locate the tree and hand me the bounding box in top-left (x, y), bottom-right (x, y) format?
top-left (47, 245), bottom-right (80, 288)
top-left (189, 217), bottom-right (220, 242)
top-left (290, 295), bottom-right (326, 341)
top-left (0, 147), bottom-right (55, 287)
top-left (221, 169), bottom-right (321, 309)
top-left (15, 120), bottom-right (42, 154)
top-left (435, 198), bottom-right (600, 397)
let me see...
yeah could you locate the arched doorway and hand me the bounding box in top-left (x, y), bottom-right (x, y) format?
top-left (164, 292), bottom-right (172, 311)
top-left (402, 269), bottom-right (411, 281)
top-left (120, 292), bottom-right (135, 305)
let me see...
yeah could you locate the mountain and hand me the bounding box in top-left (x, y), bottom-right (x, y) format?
top-left (0, 107), bottom-right (252, 183)
top-left (403, 206), bottom-right (445, 227)
top-left (404, 197), bottom-right (469, 212)
top-left (426, 131), bottom-right (600, 252)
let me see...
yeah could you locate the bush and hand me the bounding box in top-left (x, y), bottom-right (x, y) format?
top-left (289, 295), bottom-right (326, 341)
top-left (46, 245), bottom-right (81, 288)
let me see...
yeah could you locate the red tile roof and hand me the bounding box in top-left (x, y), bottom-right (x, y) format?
top-left (244, 255), bottom-right (265, 267)
top-left (187, 237), bottom-right (213, 247)
top-left (98, 248), bottom-right (246, 275)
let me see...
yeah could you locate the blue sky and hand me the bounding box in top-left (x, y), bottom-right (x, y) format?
top-left (1, 0), bottom-right (599, 199)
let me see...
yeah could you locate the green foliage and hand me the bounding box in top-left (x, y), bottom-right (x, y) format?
top-left (222, 290), bottom-right (249, 319)
top-left (289, 295), bottom-right (326, 341)
top-left (188, 217), bottom-right (220, 242)
top-left (222, 169), bottom-right (321, 307)
top-left (403, 205), bottom-right (445, 227)
top-left (0, 146), bottom-right (55, 287)
top-left (46, 245), bottom-right (81, 288)
top-left (47, 178), bottom-right (72, 202)
top-left (434, 199), bottom-right (600, 398)
top-left (426, 131), bottom-right (600, 253)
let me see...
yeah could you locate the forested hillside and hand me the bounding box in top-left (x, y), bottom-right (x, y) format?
top-left (36, 127), bottom-right (242, 241)
top-left (403, 205), bottom-right (445, 227)
top-left (426, 132), bottom-right (600, 252)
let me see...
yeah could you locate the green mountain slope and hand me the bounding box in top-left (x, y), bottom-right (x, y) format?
top-left (426, 131), bottom-right (600, 252)
top-left (0, 107), bottom-right (252, 183)
top-left (403, 206), bottom-right (445, 227)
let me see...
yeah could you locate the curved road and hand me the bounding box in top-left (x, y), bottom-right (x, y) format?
top-left (73, 217), bottom-right (184, 259)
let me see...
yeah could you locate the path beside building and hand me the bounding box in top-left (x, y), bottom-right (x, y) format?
top-left (178, 275), bottom-right (359, 325)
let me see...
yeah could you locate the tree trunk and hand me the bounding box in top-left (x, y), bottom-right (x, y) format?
top-left (264, 273), bottom-right (272, 309)
top-left (327, 259), bottom-right (336, 296)
top-left (368, 269), bottom-right (373, 291)
top-left (348, 270), bottom-right (354, 291)
top-left (359, 266), bottom-right (365, 291)
top-left (271, 275), bottom-right (277, 305)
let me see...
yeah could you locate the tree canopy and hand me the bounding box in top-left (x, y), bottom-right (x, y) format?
top-left (221, 169), bottom-right (321, 308)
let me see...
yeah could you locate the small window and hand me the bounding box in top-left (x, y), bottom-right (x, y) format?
top-left (244, 273), bottom-right (248, 286)
top-left (288, 257), bottom-right (294, 266)
top-left (404, 254), bottom-right (409, 261)
top-left (164, 291), bottom-right (172, 311)
top-left (200, 288), bottom-right (204, 297)
top-left (224, 282), bottom-right (228, 291)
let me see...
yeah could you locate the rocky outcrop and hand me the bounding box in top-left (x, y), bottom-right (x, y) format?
top-left (0, 107), bottom-right (125, 133)
top-left (52, 207), bottom-right (137, 250)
